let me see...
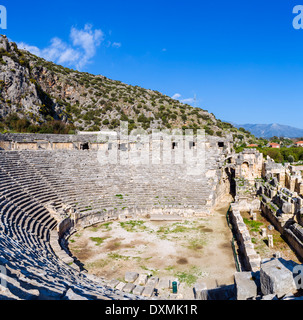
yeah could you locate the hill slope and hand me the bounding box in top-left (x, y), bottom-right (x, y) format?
top-left (0, 35), bottom-right (248, 140)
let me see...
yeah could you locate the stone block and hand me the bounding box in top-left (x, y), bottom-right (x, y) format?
top-left (64, 289), bottom-right (89, 300)
top-left (123, 283), bottom-right (136, 293)
top-left (234, 272), bottom-right (257, 300)
top-left (142, 286), bottom-right (155, 297)
top-left (194, 282), bottom-right (208, 300)
top-left (125, 272), bottom-right (139, 283)
top-left (260, 259), bottom-right (297, 298)
top-left (132, 285), bottom-right (145, 296)
top-left (146, 276), bottom-right (159, 286)
top-left (158, 278), bottom-right (171, 289)
top-left (137, 274), bottom-right (148, 286)
top-left (108, 279), bottom-right (120, 288)
top-left (115, 282), bottom-right (126, 291)
top-left (282, 202), bottom-right (293, 214)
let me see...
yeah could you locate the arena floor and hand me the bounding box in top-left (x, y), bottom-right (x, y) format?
top-left (69, 195), bottom-right (236, 298)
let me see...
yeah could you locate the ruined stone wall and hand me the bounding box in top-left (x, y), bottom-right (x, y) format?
top-left (234, 149), bottom-right (263, 184)
top-left (230, 203), bottom-right (261, 272)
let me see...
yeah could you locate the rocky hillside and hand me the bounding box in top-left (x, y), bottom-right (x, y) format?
top-left (0, 35), bottom-right (252, 143)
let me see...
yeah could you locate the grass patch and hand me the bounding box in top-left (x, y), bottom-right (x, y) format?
top-left (156, 222), bottom-right (198, 237)
top-left (89, 226), bottom-right (99, 232)
top-left (102, 222), bottom-right (113, 230)
top-left (108, 253), bottom-right (130, 261)
top-left (74, 233), bottom-right (82, 238)
top-left (171, 225), bottom-right (191, 233)
top-left (140, 265), bottom-right (149, 271)
top-left (243, 218), bottom-right (263, 232)
top-left (164, 266), bottom-right (175, 272)
top-left (86, 259), bottom-right (109, 269)
top-left (187, 237), bottom-right (206, 250)
top-left (89, 222), bottom-right (113, 232)
top-left (120, 220), bottom-right (146, 232)
top-left (90, 237), bottom-right (108, 246)
top-left (174, 266), bottom-right (206, 287)
top-left (174, 271), bottom-right (198, 287)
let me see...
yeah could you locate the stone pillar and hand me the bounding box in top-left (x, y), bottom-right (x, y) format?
top-left (268, 235), bottom-right (273, 248)
top-left (252, 212), bottom-right (257, 221)
top-left (261, 228), bottom-right (267, 238)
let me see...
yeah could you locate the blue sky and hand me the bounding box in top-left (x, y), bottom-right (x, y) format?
top-left (2, 0), bottom-right (303, 128)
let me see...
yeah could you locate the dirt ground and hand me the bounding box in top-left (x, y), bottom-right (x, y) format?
top-left (69, 196), bottom-right (236, 298)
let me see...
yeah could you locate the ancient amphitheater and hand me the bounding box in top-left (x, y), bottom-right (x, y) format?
top-left (0, 132), bottom-right (303, 300)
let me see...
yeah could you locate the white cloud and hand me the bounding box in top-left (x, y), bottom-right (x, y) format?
top-left (171, 93), bottom-right (196, 105)
top-left (17, 42), bottom-right (41, 56)
top-left (112, 42), bottom-right (121, 48)
top-left (172, 93), bottom-right (181, 100)
top-left (180, 98), bottom-right (195, 104)
top-left (70, 24), bottom-right (104, 69)
top-left (17, 24), bottom-right (108, 70)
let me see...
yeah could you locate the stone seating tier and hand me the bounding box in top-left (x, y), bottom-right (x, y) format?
top-left (0, 148), bottom-right (225, 299)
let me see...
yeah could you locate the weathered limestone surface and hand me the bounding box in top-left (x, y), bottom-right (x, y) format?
top-left (123, 283), bottom-right (136, 293)
top-left (234, 272), bottom-right (257, 300)
top-left (260, 259), bottom-right (297, 298)
top-left (132, 286), bottom-right (144, 296)
top-left (125, 272), bottom-right (139, 283)
top-left (142, 286), bottom-right (155, 298)
top-left (194, 282), bottom-right (208, 300)
top-left (230, 206), bottom-right (261, 272)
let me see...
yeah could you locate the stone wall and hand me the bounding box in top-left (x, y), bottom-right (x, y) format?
top-left (234, 149), bottom-right (263, 184)
top-left (230, 203), bottom-right (261, 272)
top-left (233, 148), bottom-right (303, 262)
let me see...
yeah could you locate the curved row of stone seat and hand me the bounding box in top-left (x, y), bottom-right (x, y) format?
top-left (0, 183), bottom-right (143, 298)
top-left (0, 228), bottom-right (142, 300)
top-left (0, 152), bottom-right (64, 208)
top-left (0, 148), bottom-right (223, 300)
top-left (10, 150), bottom-right (216, 216)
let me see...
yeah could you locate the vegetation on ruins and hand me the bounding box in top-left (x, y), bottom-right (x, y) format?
top-left (258, 147), bottom-right (303, 163)
top-left (119, 220), bottom-right (147, 232)
top-left (243, 218), bottom-right (263, 233)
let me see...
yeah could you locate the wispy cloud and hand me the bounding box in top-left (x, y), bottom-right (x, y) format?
top-left (112, 42), bottom-right (122, 48)
top-left (172, 93), bottom-right (181, 100)
top-left (180, 97), bottom-right (195, 104)
top-left (17, 24), bottom-right (120, 70)
top-left (171, 93), bottom-right (196, 105)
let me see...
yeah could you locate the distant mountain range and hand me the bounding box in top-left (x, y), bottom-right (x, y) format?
top-left (233, 123), bottom-right (303, 138)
